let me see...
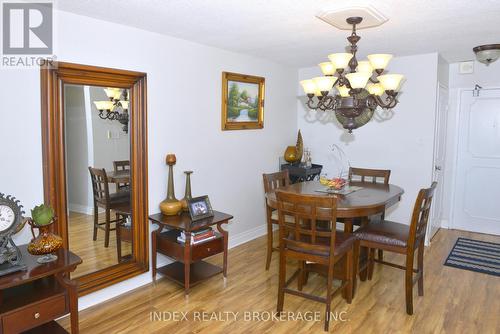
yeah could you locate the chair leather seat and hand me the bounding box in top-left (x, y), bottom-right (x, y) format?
top-left (287, 231), bottom-right (354, 257)
top-left (354, 220), bottom-right (409, 248)
top-left (109, 190), bottom-right (130, 203)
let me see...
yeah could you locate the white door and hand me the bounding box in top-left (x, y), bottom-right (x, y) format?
top-left (427, 83), bottom-right (448, 243)
top-left (453, 88), bottom-right (500, 235)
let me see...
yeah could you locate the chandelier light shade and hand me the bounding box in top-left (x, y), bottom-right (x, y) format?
top-left (377, 74), bottom-right (405, 91)
top-left (313, 76), bottom-right (337, 92)
top-left (473, 44), bottom-right (500, 65)
top-left (367, 54), bottom-right (393, 70)
top-left (356, 60), bottom-right (373, 73)
top-left (319, 62), bottom-right (337, 75)
top-left (328, 53), bottom-right (353, 70)
top-left (301, 17), bottom-right (405, 132)
top-left (93, 87), bottom-right (130, 133)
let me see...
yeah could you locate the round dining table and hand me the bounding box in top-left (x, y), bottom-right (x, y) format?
top-left (265, 180), bottom-right (404, 232)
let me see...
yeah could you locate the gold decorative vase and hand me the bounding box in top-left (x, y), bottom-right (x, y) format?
top-left (160, 154), bottom-right (182, 216)
top-left (27, 219), bottom-right (63, 264)
top-left (284, 146), bottom-right (299, 163)
top-left (180, 171), bottom-right (193, 212)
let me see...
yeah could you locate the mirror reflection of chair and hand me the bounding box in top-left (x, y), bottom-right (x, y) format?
top-left (114, 206), bottom-right (132, 262)
top-left (113, 160), bottom-right (131, 191)
top-left (88, 167), bottom-right (130, 247)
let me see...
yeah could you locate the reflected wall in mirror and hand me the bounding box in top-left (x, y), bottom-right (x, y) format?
top-left (64, 84), bottom-right (132, 278)
top-left (41, 62), bottom-right (148, 295)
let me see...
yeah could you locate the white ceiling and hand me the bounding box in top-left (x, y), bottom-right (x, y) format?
top-left (56, 0), bottom-right (500, 67)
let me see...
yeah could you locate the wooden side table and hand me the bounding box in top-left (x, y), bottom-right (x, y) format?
top-left (149, 211), bottom-right (232, 295)
top-left (0, 245), bottom-right (82, 334)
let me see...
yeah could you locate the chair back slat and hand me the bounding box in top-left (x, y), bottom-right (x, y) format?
top-left (276, 191), bottom-right (337, 260)
top-left (348, 167), bottom-right (391, 185)
top-left (113, 160), bottom-right (130, 190)
top-left (408, 182), bottom-right (437, 249)
top-left (89, 167), bottom-right (110, 203)
top-left (263, 170), bottom-right (290, 193)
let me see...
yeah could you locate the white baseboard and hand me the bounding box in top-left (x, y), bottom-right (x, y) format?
top-left (440, 219), bottom-right (450, 229)
top-left (68, 203), bottom-right (93, 215)
top-left (68, 203), bottom-right (104, 215)
top-left (228, 223), bottom-right (268, 249)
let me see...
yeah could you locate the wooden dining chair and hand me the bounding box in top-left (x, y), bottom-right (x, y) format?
top-left (275, 191), bottom-right (354, 331)
top-left (346, 167), bottom-right (391, 261)
top-left (354, 182), bottom-right (437, 315)
top-left (262, 170), bottom-right (290, 270)
top-left (114, 204), bottom-right (132, 262)
top-left (113, 160), bottom-right (131, 191)
top-left (348, 167), bottom-right (391, 185)
top-left (88, 167), bottom-right (130, 247)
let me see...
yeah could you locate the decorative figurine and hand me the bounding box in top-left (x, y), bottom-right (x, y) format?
top-left (159, 154), bottom-right (183, 216)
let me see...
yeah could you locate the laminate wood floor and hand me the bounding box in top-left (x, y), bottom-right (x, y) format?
top-left (68, 211), bottom-right (132, 278)
top-left (59, 229), bottom-right (500, 333)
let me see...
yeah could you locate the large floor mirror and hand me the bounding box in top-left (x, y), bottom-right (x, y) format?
top-left (41, 62), bottom-right (148, 295)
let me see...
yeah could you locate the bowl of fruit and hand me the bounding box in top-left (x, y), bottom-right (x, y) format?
top-left (327, 177), bottom-right (347, 190)
top-left (319, 175), bottom-right (347, 190)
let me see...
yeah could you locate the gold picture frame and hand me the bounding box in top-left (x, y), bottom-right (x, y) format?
top-left (221, 72), bottom-right (265, 130)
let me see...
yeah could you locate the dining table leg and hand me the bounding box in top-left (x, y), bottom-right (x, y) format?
top-left (359, 216), bottom-right (370, 281)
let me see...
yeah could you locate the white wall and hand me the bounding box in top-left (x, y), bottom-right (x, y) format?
top-left (442, 60), bottom-right (500, 226)
top-left (297, 53), bottom-right (439, 223)
top-left (65, 85), bottom-right (91, 212)
top-left (0, 10), bottom-right (297, 309)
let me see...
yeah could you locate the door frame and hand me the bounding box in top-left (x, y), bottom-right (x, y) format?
top-left (449, 86), bottom-right (500, 231)
top-left (427, 82), bottom-right (448, 244)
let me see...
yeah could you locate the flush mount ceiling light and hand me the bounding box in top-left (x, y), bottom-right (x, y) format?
top-left (300, 16), bottom-right (404, 133)
top-left (473, 44), bottom-right (500, 65)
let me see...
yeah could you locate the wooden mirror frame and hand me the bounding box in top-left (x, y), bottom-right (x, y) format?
top-left (40, 62), bottom-right (148, 295)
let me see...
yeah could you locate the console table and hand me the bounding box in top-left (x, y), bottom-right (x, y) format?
top-left (149, 211), bottom-right (232, 295)
top-left (281, 163), bottom-right (323, 183)
top-left (0, 245), bottom-right (81, 334)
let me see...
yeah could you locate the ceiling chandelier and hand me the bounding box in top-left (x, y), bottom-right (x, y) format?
top-left (93, 88), bottom-right (129, 133)
top-left (473, 44), bottom-right (500, 65)
top-left (300, 17), bottom-right (405, 133)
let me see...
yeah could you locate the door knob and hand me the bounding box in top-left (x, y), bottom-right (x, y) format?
top-left (435, 166), bottom-right (442, 171)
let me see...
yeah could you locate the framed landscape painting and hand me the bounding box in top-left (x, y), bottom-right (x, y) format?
top-left (221, 72), bottom-right (265, 130)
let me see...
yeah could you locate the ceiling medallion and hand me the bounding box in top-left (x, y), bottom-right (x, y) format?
top-left (300, 16), bottom-right (405, 133)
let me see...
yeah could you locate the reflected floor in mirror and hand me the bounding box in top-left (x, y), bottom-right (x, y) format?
top-left (68, 211), bottom-right (132, 278)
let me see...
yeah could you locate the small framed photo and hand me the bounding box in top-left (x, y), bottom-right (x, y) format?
top-left (187, 196), bottom-right (214, 221)
top-left (221, 71), bottom-right (265, 130)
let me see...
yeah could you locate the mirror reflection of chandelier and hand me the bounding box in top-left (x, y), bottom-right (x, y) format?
top-left (300, 17), bottom-right (405, 133)
top-left (93, 88), bottom-right (129, 133)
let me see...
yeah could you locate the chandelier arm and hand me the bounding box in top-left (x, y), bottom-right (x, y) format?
top-left (98, 110), bottom-right (107, 120)
top-left (374, 95), bottom-right (399, 109)
top-left (322, 96), bottom-right (335, 110)
top-left (306, 98), bottom-right (320, 110)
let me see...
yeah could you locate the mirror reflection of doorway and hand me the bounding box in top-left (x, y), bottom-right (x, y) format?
top-left (64, 84), bottom-right (132, 278)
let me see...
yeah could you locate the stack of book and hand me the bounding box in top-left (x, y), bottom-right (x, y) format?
top-left (177, 228), bottom-right (217, 245)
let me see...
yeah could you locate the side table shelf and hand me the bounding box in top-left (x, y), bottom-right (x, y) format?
top-left (149, 211), bottom-right (233, 295)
